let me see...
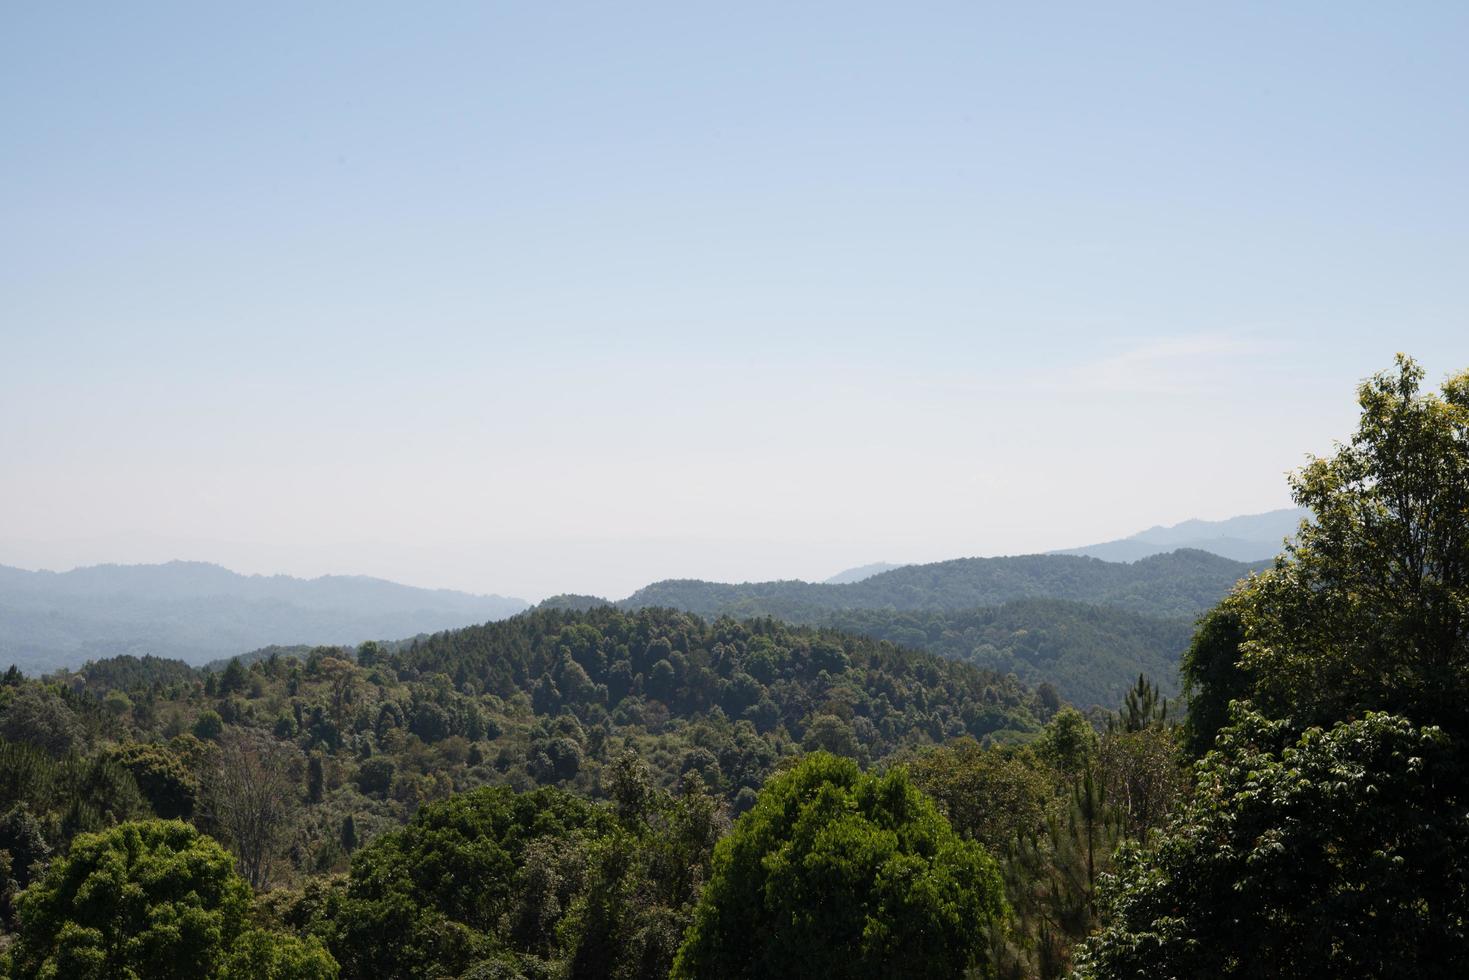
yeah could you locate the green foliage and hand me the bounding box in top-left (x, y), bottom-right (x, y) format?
top-left (1077, 709), bottom-right (1469, 978)
top-left (824, 600), bottom-right (1197, 709)
top-left (1234, 356), bottom-right (1469, 734)
top-left (0, 737), bottom-right (148, 852)
top-left (9, 819), bottom-right (336, 979)
top-left (0, 685), bottom-right (83, 756)
top-left (624, 550), bottom-right (1260, 621)
top-left (672, 753), bottom-right (1006, 979)
top-left (219, 928), bottom-right (339, 980)
top-left (907, 738), bottom-right (1053, 854)
top-left (1178, 603), bottom-right (1248, 756)
top-left (107, 741), bottom-right (198, 819)
top-left (1109, 673), bottom-right (1168, 733)
top-left (317, 785), bottom-right (616, 978)
top-left (308, 771), bottom-right (720, 980)
top-left (193, 709), bottom-right (224, 741)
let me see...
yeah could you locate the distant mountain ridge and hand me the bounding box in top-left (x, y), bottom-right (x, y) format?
top-left (0, 560), bottom-right (528, 673)
top-left (539, 548), bottom-right (1262, 709)
top-left (1052, 507), bottom-right (1307, 563)
top-left (622, 548), bottom-right (1262, 622)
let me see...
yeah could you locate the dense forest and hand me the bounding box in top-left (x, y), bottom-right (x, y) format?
top-left (554, 548), bottom-right (1259, 713)
top-left (618, 547), bottom-right (1262, 621)
top-left (1, 355), bottom-right (1466, 977)
top-left (820, 600), bottom-right (1194, 709)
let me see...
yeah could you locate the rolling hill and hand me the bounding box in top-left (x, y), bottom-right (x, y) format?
top-left (0, 561), bottom-right (527, 673)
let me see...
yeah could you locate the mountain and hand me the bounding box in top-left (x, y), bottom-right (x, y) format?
top-left (821, 599), bottom-right (1196, 709)
top-left (822, 562), bottom-right (909, 585)
top-left (0, 560), bottom-right (528, 673)
top-left (1053, 508), bottom-right (1307, 563)
top-left (615, 549), bottom-right (1260, 706)
top-left (623, 549), bottom-right (1262, 622)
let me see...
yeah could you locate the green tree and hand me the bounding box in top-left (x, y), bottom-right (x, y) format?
top-left (193, 709), bottom-right (225, 741)
top-left (219, 657), bottom-right (249, 696)
top-left (1231, 356), bottom-right (1469, 734)
top-left (9, 819), bottom-right (336, 979)
top-left (1076, 710), bottom-right (1469, 978)
top-left (1109, 673), bottom-right (1168, 733)
top-left (671, 753), bottom-right (1006, 979)
top-left (907, 738), bottom-right (1052, 853)
top-left (107, 741), bottom-right (198, 819)
top-left (317, 785), bottom-right (616, 979)
top-left (1178, 603), bottom-right (1249, 756)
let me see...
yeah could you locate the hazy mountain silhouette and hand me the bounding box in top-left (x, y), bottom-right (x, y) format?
top-left (1051, 508), bottom-right (1307, 563)
top-left (0, 561), bottom-right (527, 673)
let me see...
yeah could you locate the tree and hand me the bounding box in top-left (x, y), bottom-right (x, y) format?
top-left (107, 741), bottom-right (198, 819)
top-left (1076, 710), bottom-right (1469, 978)
top-left (317, 785), bottom-right (616, 979)
top-left (8, 819), bottom-right (336, 979)
top-left (219, 657), bottom-right (249, 696)
top-left (0, 686), bottom-right (82, 757)
top-left (206, 729), bottom-right (303, 890)
top-left (1229, 356), bottom-right (1469, 735)
top-left (1109, 673), bottom-right (1168, 733)
top-left (999, 764), bottom-right (1122, 979)
top-left (907, 738), bottom-right (1052, 853)
top-left (671, 753), bottom-right (1006, 979)
top-left (193, 709), bottom-right (224, 741)
top-left (1178, 603), bottom-right (1249, 756)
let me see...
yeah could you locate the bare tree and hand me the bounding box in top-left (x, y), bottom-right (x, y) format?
top-left (205, 729), bottom-right (301, 890)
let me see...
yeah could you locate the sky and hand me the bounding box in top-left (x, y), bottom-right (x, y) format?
top-left (2, 2), bottom-right (1466, 601)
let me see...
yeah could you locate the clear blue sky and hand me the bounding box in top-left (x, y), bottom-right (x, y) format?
top-left (2, 2), bottom-right (1466, 600)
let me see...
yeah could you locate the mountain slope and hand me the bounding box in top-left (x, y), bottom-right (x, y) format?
top-left (821, 599), bottom-right (1196, 709)
top-left (623, 549), bottom-right (1261, 622)
top-left (1054, 508), bottom-right (1307, 562)
top-left (0, 561), bottom-right (528, 673)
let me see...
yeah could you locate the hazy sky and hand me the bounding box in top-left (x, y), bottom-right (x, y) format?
top-left (3, 3), bottom-right (1466, 601)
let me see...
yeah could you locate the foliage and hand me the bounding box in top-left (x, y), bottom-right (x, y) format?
top-left (823, 600), bottom-right (1196, 709)
top-left (623, 550), bottom-right (1260, 622)
top-left (1227, 356), bottom-right (1469, 735)
top-left (307, 772), bottom-right (720, 980)
top-left (8, 819), bottom-right (336, 979)
top-left (907, 738), bottom-right (1053, 854)
top-left (106, 741), bottom-right (198, 819)
top-left (671, 752), bottom-right (1006, 979)
top-left (1076, 709), bottom-right (1469, 978)
top-left (1177, 603), bottom-right (1248, 756)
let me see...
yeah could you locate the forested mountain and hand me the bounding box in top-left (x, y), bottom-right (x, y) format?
top-left (0, 561), bottom-right (528, 674)
top-left (543, 550), bottom-right (1247, 710)
top-left (1052, 507), bottom-right (1307, 562)
top-left (5, 357), bottom-right (1466, 979)
top-left (822, 600), bottom-right (1196, 709)
top-left (622, 548), bottom-right (1261, 621)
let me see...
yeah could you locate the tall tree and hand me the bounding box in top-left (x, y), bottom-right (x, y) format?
top-left (1229, 356), bottom-right (1469, 733)
top-left (7, 819), bottom-right (336, 979)
top-left (206, 730), bottom-right (303, 890)
top-left (671, 753), bottom-right (1006, 979)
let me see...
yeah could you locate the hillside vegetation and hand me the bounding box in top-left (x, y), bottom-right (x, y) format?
top-left (4, 356), bottom-right (1465, 978)
top-left (622, 548), bottom-right (1261, 621)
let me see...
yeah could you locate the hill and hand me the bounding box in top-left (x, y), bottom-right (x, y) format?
top-left (0, 561), bottom-right (528, 673)
top-left (622, 548), bottom-right (1261, 622)
top-left (1053, 508), bottom-right (1307, 562)
top-left (821, 599), bottom-right (1196, 709)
